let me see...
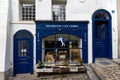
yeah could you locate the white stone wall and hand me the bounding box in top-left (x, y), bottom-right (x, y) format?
top-left (36, 0), bottom-right (52, 20)
top-left (117, 0), bottom-right (120, 58)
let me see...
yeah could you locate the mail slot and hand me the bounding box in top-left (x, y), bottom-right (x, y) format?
top-left (21, 60), bottom-right (27, 64)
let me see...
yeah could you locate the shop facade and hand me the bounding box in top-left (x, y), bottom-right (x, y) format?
top-left (0, 0), bottom-right (118, 79)
top-left (36, 21), bottom-right (88, 64)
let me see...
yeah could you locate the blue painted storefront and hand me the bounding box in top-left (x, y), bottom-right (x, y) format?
top-left (35, 21), bottom-right (89, 63)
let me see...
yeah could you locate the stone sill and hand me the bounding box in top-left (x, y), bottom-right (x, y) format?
top-left (10, 21), bottom-right (35, 24)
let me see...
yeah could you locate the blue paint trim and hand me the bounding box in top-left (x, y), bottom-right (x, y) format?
top-left (35, 21), bottom-right (89, 63)
top-left (92, 9), bottom-right (112, 63)
top-left (13, 30), bottom-right (34, 75)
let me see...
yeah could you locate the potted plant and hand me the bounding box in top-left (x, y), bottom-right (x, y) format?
top-left (36, 61), bottom-right (45, 75)
top-left (37, 61), bottom-right (45, 69)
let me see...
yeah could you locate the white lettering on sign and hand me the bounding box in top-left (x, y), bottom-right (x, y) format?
top-left (46, 25), bottom-right (79, 28)
top-left (37, 32), bottom-right (40, 42)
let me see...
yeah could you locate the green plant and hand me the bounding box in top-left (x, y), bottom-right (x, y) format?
top-left (37, 61), bottom-right (45, 68)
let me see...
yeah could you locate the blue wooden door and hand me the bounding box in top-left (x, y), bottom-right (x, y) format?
top-left (92, 9), bottom-right (112, 62)
top-left (14, 30), bottom-right (33, 75)
top-left (94, 22), bottom-right (107, 58)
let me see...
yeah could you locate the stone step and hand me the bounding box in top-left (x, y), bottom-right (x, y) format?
top-left (86, 65), bottom-right (100, 80)
top-left (112, 59), bottom-right (120, 65)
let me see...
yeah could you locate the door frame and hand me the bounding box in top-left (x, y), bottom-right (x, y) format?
top-left (92, 9), bottom-right (112, 63)
top-left (13, 30), bottom-right (34, 76)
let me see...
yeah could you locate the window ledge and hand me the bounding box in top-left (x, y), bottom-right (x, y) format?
top-left (11, 21), bottom-right (35, 24)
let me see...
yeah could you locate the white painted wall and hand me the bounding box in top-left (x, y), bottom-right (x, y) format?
top-left (11, 0), bottom-right (20, 22)
top-left (111, 0), bottom-right (118, 58)
top-left (0, 0), bottom-right (11, 72)
top-left (36, 0), bottom-right (52, 20)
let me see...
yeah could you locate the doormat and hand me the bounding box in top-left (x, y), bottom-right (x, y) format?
top-left (96, 62), bottom-right (113, 67)
top-left (99, 62), bottom-right (111, 65)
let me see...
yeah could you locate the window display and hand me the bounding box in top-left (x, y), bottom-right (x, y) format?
top-left (42, 34), bottom-right (82, 64)
top-left (45, 51), bottom-right (54, 63)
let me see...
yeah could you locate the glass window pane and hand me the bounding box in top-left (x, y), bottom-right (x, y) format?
top-left (70, 35), bottom-right (82, 48)
top-left (70, 49), bottom-right (82, 62)
top-left (42, 34), bottom-right (83, 64)
top-left (100, 23), bottom-right (106, 40)
top-left (17, 31), bottom-right (31, 39)
top-left (95, 12), bottom-right (109, 20)
top-left (18, 40), bottom-right (29, 57)
top-left (56, 49), bottom-right (68, 63)
top-left (22, 4), bottom-right (35, 21)
top-left (43, 49), bottom-right (54, 63)
top-left (42, 35), bottom-right (55, 48)
top-left (56, 34), bottom-right (69, 48)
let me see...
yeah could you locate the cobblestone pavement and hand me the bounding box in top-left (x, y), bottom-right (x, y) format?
top-left (9, 58), bottom-right (120, 80)
top-left (90, 58), bottom-right (120, 80)
top-left (113, 59), bottom-right (120, 65)
top-left (9, 73), bottom-right (89, 80)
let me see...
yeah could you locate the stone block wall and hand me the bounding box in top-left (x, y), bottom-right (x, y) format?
top-left (117, 0), bottom-right (120, 58)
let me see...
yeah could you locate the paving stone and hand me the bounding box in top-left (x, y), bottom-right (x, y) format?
top-left (90, 58), bottom-right (120, 80)
top-left (112, 59), bottom-right (120, 65)
top-left (9, 73), bottom-right (90, 80)
top-left (9, 59), bottom-right (120, 80)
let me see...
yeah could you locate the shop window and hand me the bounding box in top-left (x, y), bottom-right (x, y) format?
top-left (42, 34), bottom-right (82, 64)
top-left (69, 35), bottom-right (82, 62)
top-left (20, 0), bottom-right (35, 21)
